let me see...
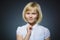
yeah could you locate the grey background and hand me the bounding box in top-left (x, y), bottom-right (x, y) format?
top-left (1, 0), bottom-right (60, 40)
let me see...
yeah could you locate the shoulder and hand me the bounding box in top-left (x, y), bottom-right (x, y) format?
top-left (38, 25), bottom-right (50, 39)
top-left (38, 25), bottom-right (50, 31)
top-left (16, 24), bottom-right (27, 35)
top-left (17, 24), bottom-right (27, 30)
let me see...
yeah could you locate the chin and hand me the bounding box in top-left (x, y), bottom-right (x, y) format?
top-left (28, 21), bottom-right (35, 24)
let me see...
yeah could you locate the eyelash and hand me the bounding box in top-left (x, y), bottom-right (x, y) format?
top-left (32, 13), bottom-right (36, 14)
top-left (27, 13), bottom-right (36, 14)
top-left (27, 13), bottom-right (30, 14)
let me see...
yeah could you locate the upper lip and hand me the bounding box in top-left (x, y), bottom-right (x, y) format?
top-left (29, 19), bottom-right (32, 20)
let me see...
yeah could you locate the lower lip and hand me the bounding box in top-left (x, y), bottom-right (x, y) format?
top-left (29, 19), bottom-right (33, 20)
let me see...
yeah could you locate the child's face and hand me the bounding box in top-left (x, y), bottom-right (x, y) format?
top-left (25, 7), bottom-right (38, 24)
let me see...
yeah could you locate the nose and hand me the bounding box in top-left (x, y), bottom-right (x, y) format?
top-left (29, 14), bottom-right (32, 18)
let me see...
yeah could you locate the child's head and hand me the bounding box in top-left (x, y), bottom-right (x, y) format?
top-left (22, 2), bottom-right (43, 24)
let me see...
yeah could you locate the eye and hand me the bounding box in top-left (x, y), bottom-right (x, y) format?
top-left (32, 13), bottom-right (36, 14)
top-left (26, 13), bottom-right (30, 14)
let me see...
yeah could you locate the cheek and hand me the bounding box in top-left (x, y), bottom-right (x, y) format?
top-left (25, 14), bottom-right (29, 19)
top-left (33, 15), bottom-right (38, 19)
top-left (32, 15), bottom-right (38, 21)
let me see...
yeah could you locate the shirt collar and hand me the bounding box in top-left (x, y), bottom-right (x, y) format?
top-left (26, 23), bottom-right (38, 29)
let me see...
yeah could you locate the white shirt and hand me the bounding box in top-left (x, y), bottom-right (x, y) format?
top-left (16, 23), bottom-right (50, 40)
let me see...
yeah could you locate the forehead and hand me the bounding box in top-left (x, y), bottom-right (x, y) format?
top-left (26, 7), bottom-right (37, 12)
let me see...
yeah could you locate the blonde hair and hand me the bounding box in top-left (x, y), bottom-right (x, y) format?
top-left (22, 2), bottom-right (43, 24)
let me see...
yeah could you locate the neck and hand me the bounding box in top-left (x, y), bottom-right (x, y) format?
top-left (28, 22), bottom-right (36, 26)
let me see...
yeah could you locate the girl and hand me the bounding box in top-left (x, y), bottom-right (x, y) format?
top-left (16, 2), bottom-right (50, 40)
